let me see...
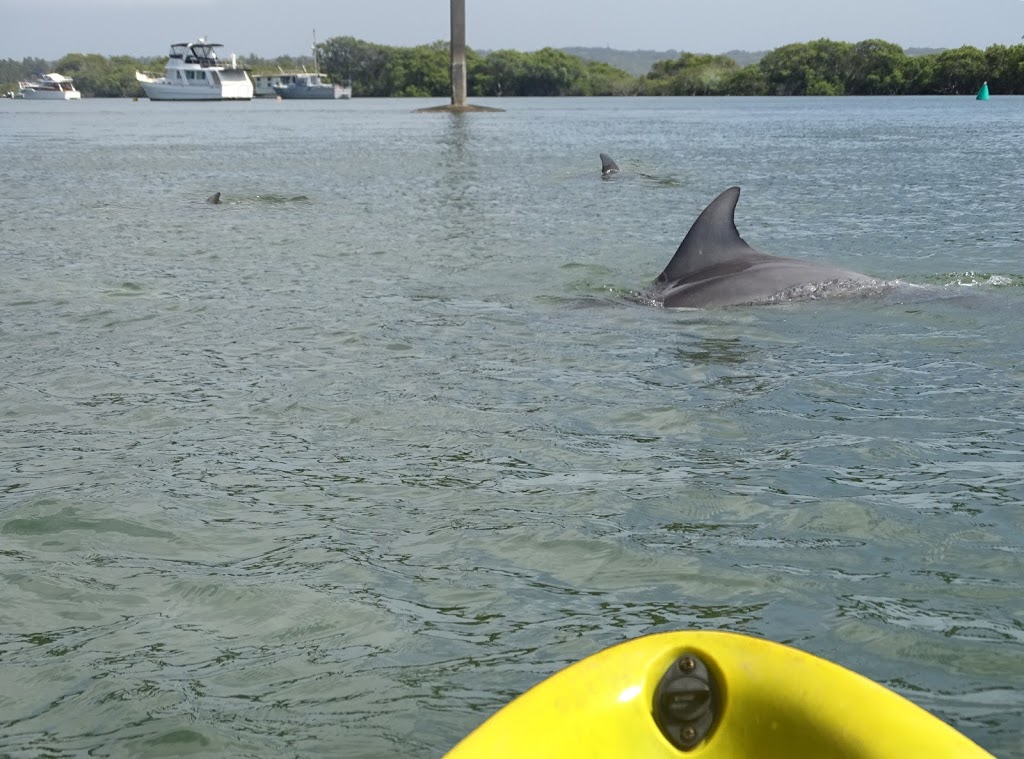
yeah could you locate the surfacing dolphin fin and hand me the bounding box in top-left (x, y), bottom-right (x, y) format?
top-left (600, 153), bottom-right (620, 176)
top-left (649, 187), bottom-right (875, 308)
top-left (658, 187), bottom-right (758, 282)
top-left (206, 192), bottom-right (222, 204)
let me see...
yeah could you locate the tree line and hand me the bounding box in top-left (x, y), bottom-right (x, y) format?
top-left (2, 37), bottom-right (1017, 98)
top-left (309, 36), bottom-right (1024, 96)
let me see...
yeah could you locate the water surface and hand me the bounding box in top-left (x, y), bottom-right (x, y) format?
top-left (1, 96), bottom-right (1023, 757)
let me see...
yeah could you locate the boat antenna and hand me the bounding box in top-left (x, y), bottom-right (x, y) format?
top-left (312, 29), bottom-right (319, 76)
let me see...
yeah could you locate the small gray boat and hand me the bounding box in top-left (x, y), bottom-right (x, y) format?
top-left (272, 30), bottom-right (352, 100)
top-left (273, 73), bottom-right (351, 99)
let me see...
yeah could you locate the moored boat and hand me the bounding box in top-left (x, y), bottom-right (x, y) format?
top-left (273, 73), bottom-right (351, 100)
top-left (135, 39), bottom-right (253, 101)
top-left (266, 30), bottom-right (352, 100)
top-left (252, 72), bottom-right (302, 97)
top-left (17, 73), bottom-right (81, 100)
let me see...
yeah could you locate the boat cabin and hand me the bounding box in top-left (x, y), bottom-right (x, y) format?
top-left (33, 73), bottom-right (77, 92)
top-left (168, 41), bottom-right (223, 67)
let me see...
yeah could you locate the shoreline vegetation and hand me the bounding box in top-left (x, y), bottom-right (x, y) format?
top-left (1, 36), bottom-right (1015, 98)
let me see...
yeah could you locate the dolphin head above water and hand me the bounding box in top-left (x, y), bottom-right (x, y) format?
top-left (647, 187), bottom-right (876, 308)
top-left (599, 153), bottom-right (620, 177)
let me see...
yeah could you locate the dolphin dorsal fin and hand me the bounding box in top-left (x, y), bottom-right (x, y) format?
top-left (600, 153), bottom-right (620, 174)
top-left (658, 187), bottom-right (758, 281)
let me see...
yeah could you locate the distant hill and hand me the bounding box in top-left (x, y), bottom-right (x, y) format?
top-left (560, 46), bottom-right (678, 76)
top-left (719, 49), bottom-right (770, 67)
top-left (560, 46), bottom-right (770, 75)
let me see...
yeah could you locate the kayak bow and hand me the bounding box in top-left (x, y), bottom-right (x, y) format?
top-left (445, 630), bottom-right (993, 758)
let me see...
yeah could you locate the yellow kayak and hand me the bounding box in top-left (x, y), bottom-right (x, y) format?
top-left (445, 630), bottom-right (994, 758)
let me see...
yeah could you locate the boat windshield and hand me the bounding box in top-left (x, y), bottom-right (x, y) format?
top-left (186, 43), bottom-right (222, 66)
top-left (169, 44), bottom-right (188, 59)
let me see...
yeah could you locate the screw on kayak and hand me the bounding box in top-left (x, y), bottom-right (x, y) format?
top-left (654, 652), bottom-right (718, 750)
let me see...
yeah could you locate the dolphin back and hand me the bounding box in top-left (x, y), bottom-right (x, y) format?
top-left (657, 187), bottom-right (761, 282)
top-left (650, 186), bottom-right (879, 308)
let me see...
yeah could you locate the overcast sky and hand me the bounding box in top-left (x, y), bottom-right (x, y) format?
top-left (4, 0), bottom-right (1024, 61)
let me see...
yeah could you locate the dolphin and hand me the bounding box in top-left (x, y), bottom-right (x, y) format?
top-left (600, 153), bottom-right (620, 177)
top-left (647, 187), bottom-right (878, 308)
top-left (205, 192), bottom-right (221, 204)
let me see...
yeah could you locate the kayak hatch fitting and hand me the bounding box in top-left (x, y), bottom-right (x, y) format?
top-left (653, 652), bottom-right (720, 750)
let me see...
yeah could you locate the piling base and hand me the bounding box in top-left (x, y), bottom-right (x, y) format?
top-left (415, 103), bottom-right (505, 113)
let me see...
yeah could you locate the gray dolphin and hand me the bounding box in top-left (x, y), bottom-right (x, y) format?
top-left (205, 192), bottom-right (222, 204)
top-left (600, 153), bottom-right (620, 177)
top-left (648, 186), bottom-right (877, 308)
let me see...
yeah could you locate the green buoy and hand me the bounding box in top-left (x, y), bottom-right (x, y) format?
top-left (977, 81), bottom-right (990, 100)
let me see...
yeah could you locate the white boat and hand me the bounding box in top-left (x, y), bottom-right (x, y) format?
top-left (17, 73), bottom-right (81, 100)
top-left (135, 39), bottom-right (253, 101)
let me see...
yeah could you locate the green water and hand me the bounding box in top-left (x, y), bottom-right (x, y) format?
top-left (1, 96), bottom-right (1022, 757)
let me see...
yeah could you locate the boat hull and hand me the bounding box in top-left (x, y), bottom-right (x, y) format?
top-left (445, 630), bottom-right (994, 758)
top-left (136, 71), bottom-right (253, 101)
top-left (19, 88), bottom-right (81, 100)
top-left (274, 84), bottom-right (352, 100)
